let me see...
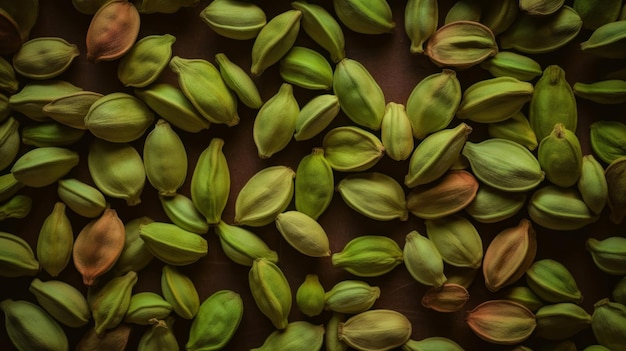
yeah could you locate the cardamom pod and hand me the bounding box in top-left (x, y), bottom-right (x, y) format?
top-left (296, 274), bottom-right (325, 317)
top-left (86, 0), bottom-right (140, 62)
top-left (580, 20), bottom-right (626, 58)
top-left (124, 292), bottom-right (172, 325)
top-left (0, 94), bottom-right (10, 123)
top-left (0, 10), bottom-right (22, 55)
top-left (89, 271), bottom-right (138, 335)
top-left (520, 0), bottom-right (564, 16)
top-left (0, 194), bottom-right (31, 220)
top-left (446, 265), bottom-right (479, 289)
top-left (404, 231), bottom-right (447, 288)
top-left (425, 214), bottom-right (483, 269)
top-left (337, 172), bottom-right (408, 221)
top-left (276, 210), bottom-right (331, 257)
top-left (21, 121), bottom-right (85, 147)
top-left (214, 221), bottom-right (278, 266)
top-left (591, 298), bottom-right (626, 350)
top-left (326, 313), bottom-right (348, 351)
top-left (465, 184), bottom-right (526, 223)
top-left (480, 0), bottom-right (517, 35)
top-left (85, 92), bottom-right (155, 143)
top-left (590, 121), bottom-right (626, 164)
top-left (333, 0), bottom-right (395, 34)
top-left (573, 79), bottom-right (626, 104)
top-left (406, 170), bottom-right (479, 219)
top-left (159, 194), bottom-right (208, 235)
top-left (37, 202), bottom-right (73, 277)
top-left (215, 52), bottom-right (263, 109)
top-left (0, 299), bottom-right (68, 350)
top-left (605, 156), bottom-right (626, 223)
top-left (526, 259), bottom-right (583, 304)
top-left (187, 290), bottom-right (243, 351)
top-left (538, 123), bottom-right (583, 187)
top-left (143, 119), bottom-right (187, 196)
top-left (280, 46), bottom-right (333, 90)
top-left (113, 216), bottom-right (154, 275)
top-left (250, 9), bottom-right (301, 76)
top-left (137, 317), bottom-right (178, 351)
top-left (139, 222), bottom-right (208, 266)
top-left (9, 79), bottom-right (82, 121)
top-left (332, 235), bottom-right (403, 277)
top-left (573, 0), bottom-right (622, 30)
top-left (11, 146), bottom-right (79, 188)
top-left (0, 172), bottom-right (23, 203)
top-left (29, 278), bottom-right (90, 328)
top-left (535, 302), bottom-right (591, 340)
top-left (13, 37), bottom-right (79, 80)
top-left (118, 33), bottom-right (175, 88)
top-left (324, 280), bottom-right (381, 314)
top-left (445, 0), bottom-right (481, 24)
top-left (586, 237), bottom-right (626, 275)
top-left (190, 138), bottom-right (229, 225)
top-left (505, 286), bottom-right (545, 312)
top-left (0, 231), bottom-right (39, 277)
top-left (161, 265), bottom-right (200, 320)
top-left (75, 323), bottom-right (131, 351)
top-left (338, 309), bottom-right (412, 351)
top-left (249, 258), bottom-right (292, 330)
top-left (381, 102), bottom-right (414, 161)
top-left (528, 185), bottom-right (599, 230)
top-left (253, 83), bottom-right (299, 158)
top-left (404, 0), bottom-right (438, 54)
top-left (487, 111), bottom-right (538, 151)
top-left (294, 94), bottom-right (340, 141)
top-left (42, 91), bottom-right (103, 130)
top-left (425, 20), bottom-right (498, 69)
top-left (199, 0), bottom-right (266, 40)
top-left (421, 283), bottom-right (470, 313)
top-left (0, 56), bottom-right (18, 93)
top-left (323, 126), bottom-right (384, 172)
top-left (613, 277), bottom-right (626, 306)
top-left (466, 300), bottom-right (536, 345)
top-left (291, 1), bottom-right (345, 62)
top-left (402, 336), bottom-right (465, 351)
top-left (295, 148), bottom-right (334, 220)
top-left (251, 321), bottom-right (325, 351)
top-left (0, 116), bottom-right (19, 171)
top-left (480, 51), bottom-right (542, 81)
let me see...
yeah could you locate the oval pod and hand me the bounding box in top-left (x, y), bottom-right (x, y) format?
top-left (143, 119), bottom-right (187, 197)
top-left (187, 290), bottom-right (244, 351)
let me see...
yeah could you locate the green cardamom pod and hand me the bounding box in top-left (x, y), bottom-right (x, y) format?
top-left (535, 302), bottom-right (591, 340)
top-left (519, 0), bottom-right (564, 16)
top-left (538, 123), bottom-right (583, 188)
top-left (159, 194), bottom-right (208, 235)
top-left (445, 0), bottom-right (481, 24)
top-left (0, 94), bottom-right (10, 123)
top-left (37, 202), bottom-right (73, 277)
top-left (137, 317), bottom-right (178, 351)
top-left (0, 56), bottom-right (18, 93)
top-left (338, 309), bottom-right (412, 351)
top-left (406, 170), bottom-right (479, 219)
top-left (402, 336), bottom-right (465, 351)
top-left (381, 102), bottom-right (414, 161)
top-left (251, 9), bottom-right (301, 76)
top-left (0, 231), bottom-right (39, 277)
top-left (89, 271), bottom-right (138, 336)
top-left (0, 194), bottom-right (31, 220)
top-left (573, 79), bottom-right (626, 104)
top-left (187, 290), bottom-right (243, 351)
top-left (586, 237), bottom-right (626, 275)
top-left (466, 300), bottom-right (536, 345)
top-left (605, 156), bottom-right (626, 224)
top-left (421, 283), bottom-right (470, 313)
top-left (404, 231), bottom-right (447, 288)
top-left (251, 320), bottom-right (325, 351)
top-left (294, 148), bottom-right (334, 220)
top-left (480, 0), bottom-right (518, 35)
top-left (590, 121), bottom-right (626, 164)
top-left (124, 292), bottom-right (172, 325)
top-left (143, 119), bottom-right (187, 196)
top-left (294, 94), bottom-right (340, 141)
top-left (29, 278), bottom-right (90, 328)
top-left (404, 0), bottom-right (438, 54)
top-left (500, 6), bottom-right (582, 54)
top-left (528, 185), bottom-right (599, 230)
top-left (526, 259), bottom-right (583, 304)
top-left (337, 172), bottom-right (407, 221)
top-left (249, 258), bottom-right (292, 330)
top-left (85, 92), bottom-right (155, 143)
top-left (118, 34), bottom-right (175, 88)
top-left (234, 165), bottom-right (295, 226)
top-left (161, 265), bottom-right (200, 320)
top-left (580, 20), bottom-right (626, 59)
top-left (11, 146), bottom-right (79, 188)
top-left (57, 178), bottom-right (106, 218)
top-left (612, 277), bottom-right (626, 307)
top-left (0, 116), bottom-right (19, 171)
top-left (531, 65), bottom-right (578, 141)
top-left (42, 91), bottom-right (103, 130)
top-left (0, 299), bottom-right (68, 351)
top-left (191, 138), bottom-right (229, 225)
top-left (573, 0), bottom-right (622, 30)
top-left (21, 121), bottom-right (85, 147)
top-left (275, 210), bottom-right (331, 257)
top-left (0, 173), bottom-right (26, 205)
top-left (333, 0), bottom-right (394, 34)
top-left (291, 1), bottom-right (345, 62)
top-left (591, 298), bottom-right (626, 350)
top-left (322, 126), bottom-right (384, 172)
top-left (487, 111), bottom-right (538, 151)
top-left (9, 80), bottom-right (82, 121)
top-left (139, 222), bottom-right (208, 266)
top-left (75, 323), bottom-right (131, 351)
top-left (215, 221), bottom-right (278, 266)
top-left (113, 216), bottom-right (154, 276)
top-left (505, 286), bottom-right (545, 313)
top-left (253, 83), bottom-right (299, 158)
top-left (215, 52), bottom-right (263, 109)
top-left (480, 51), bottom-right (542, 82)
top-left (280, 46), bottom-right (333, 90)
top-left (332, 235), bottom-right (403, 277)
top-left (296, 274), bottom-right (325, 317)
top-left (465, 184), bottom-right (527, 223)
top-left (324, 280), bottom-right (380, 314)
top-left (425, 215), bottom-right (483, 269)
top-left (199, 0), bottom-right (266, 40)
top-left (13, 37), bottom-right (79, 80)
top-left (326, 313), bottom-right (348, 351)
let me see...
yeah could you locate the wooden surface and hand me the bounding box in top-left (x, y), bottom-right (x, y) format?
top-left (0, 0), bottom-right (624, 350)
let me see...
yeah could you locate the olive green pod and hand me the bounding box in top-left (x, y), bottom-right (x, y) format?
top-left (253, 83), bottom-right (299, 159)
top-left (0, 172), bottom-right (24, 203)
top-left (480, 0), bottom-right (517, 35)
top-left (573, 79), bottom-right (626, 104)
top-left (324, 280), bottom-right (381, 314)
top-left (0, 299), bottom-right (68, 351)
top-left (465, 184), bottom-right (526, 223)
top-left (0, 94), bottom-right (10, 123)
top-left (143, 119), bottom-right (187, 196)
top-left (425, 215), bottom-right (483, 269)
top-left (0, 116), bottom-right (19, 171)
top-left (425, 21), bottom-right (498, 70)
top-left (586, 237), bottom-right (626, 275)
top-left (526, 259), bottom-right (583, 304)
top-left (11, 146), bottom-right (79, 188)
top-left (296, 274), bottom-right (325, 317)
top-left (294, 148), bottom-right (333, 220)
top-left (402, 337), bottom-right (465, 351)
top-left (337, 172), bottom-right (408, 221)
top-left (118, 34), bottom-right (175, 88)
top-left (0, 231), bottom-right (39, 277)
top-left (9, 80), bottom-right (82, 121)
top-left (291, 1), bottom-right (345, 62)
top-left (187, 290), bottom-right (243, 351)
top-left (480, 51), bottom-right (542, 82)
top-left (333, 58), bottom-right (385, 130)
top-left (85, 92), bottom-right (154, 143)
top-left (445, 0), bottom-right (481, 24)
top-left (339, 309), bottom-right (412, 351)
top-left (528, 185), bottom-right (599, 230)
top-left (578, 156), bottom-right (608, 215)
top-left (161, 265), bottom-right (200, 320)
top-left (199, 0), bottom-right (266, 40)
top-left (113, 216), bottom-right (154, 275)
top-left (323, 126), bottom-right (384, 172)
top-left (332, 0), bottom-right (395, 34)
top-left (487, 112), bottom-right (538, 151)
top-left (36, 202), bottom-right (73, 277)
top-left (0, 194), bottom-right (31, 220)
top-left (404, 231), bottom-right (447, 288)
top-left (251, 9), bottom-right (301, 76)
top-left (29, 278), bottom-right (90, 328)
top-left (574, 0), bottom-right (622, 30)
top-left (332, 235), bottom-right (403, 277)
top-left (0, 56), bottom-right (18, 93)
top-left (613, 277), bottom-right (626, 307)
top-left (137, 317), bottom-right (178, 351)
top-left (276, 210), bottom-right (331, 257)
top-left (13, 37), bottom-right (79, 80)
top-left (139, 222), bottom-right (208, 266)
top-left (590, 121), bottom-right (626, 164)
top-left (251, 321), bottom-right (324, 351)
top-left (57, 178), bottom-right (106, 218)
top-left (249, 258), bottom-right (292, 330)
top-left (21, 122), bottom-right (85, 147)
top-left (280, 46), bottom-right (333, 90)
top-left (215, 221), bottom-right (278, 266)
top-left (535, 303), bottom-right (591, 340)
top-left (215, 53), bottom-right (263, 109)
top-left (538, 123), bottom-right (583, 188)
top-left (89, 271), bottom-right (138, 336)
top-left (580, 20), bottom-right (626, 59)
top-left (519, 0), bottom-right (564, 16)
top-left (505, 286), bottom-right (545, 313)
top-left (604, 156), bottom-right (626, 224)
top-left (405, 0), bottom-right (438, 54)
top-left (591, 298), bottom-right (626, 350)
top-left (160, 194), bottom-right (208, 235)
top-left (88, 139), bottom-right (145, 206)
top-left (124, 292), bottom-right (172, 325)
top-left (381, 102), bottom-right (413, 161)
top-left (42, 91), bottom-right (103, 130)
top-left (294, 94), bottom-right (340, 141)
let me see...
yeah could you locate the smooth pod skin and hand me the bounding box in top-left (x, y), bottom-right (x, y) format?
top-left (12, 37), bottom-right (79, 79)
top-left (118, 34), bottom-right (175, 88)
top-left (292, 1), bottom-right (345, 62)
top-left (337, 172), bottom-right (408, 221)
top-left (186, 290), bottom-right (244, 351)
top-left (37, 202), bottom-right (73, 277)
top-left (295, 148), bottom-right (334, 219)
top-left (333, 0), bottom-right (395, 34)
top-left (0, 299), bottom-right (69, 351)
top-left (143, 119), bottom-right (187, 196)
top-left (199, 0), bottom-right (266, 40)
top-left (251, 9), bottom-right (301, 76)
top-left (323, 126), bottom-right (385, 172)
top-left (11, 146), bottom-right (79, 188)
top-left (425, 21), bottom-right (498, 70)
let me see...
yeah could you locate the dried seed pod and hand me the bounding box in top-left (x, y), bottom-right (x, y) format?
top-left (118, 34), bottom-right (175, 88)
top-left (186, 290), bottom-right (243, 350)
top-left (294, 148), bottom-right (334, 220)
top-left (466, 183), bottom-right (527, 223)
top-left (421, 283), bottom-right (470, 313)
top-left (526, 259), bottom-right (583, 304)
top-left (11, 146), bottom-right (79, 188)
top-left (333, 0), bottom-right (395, 34)
top-left (275, 210), bottom-right (331, 257)
top-left (43, 91), bottom-right (103, 130)
top-left (480, 51), bottom-right (542, 82)
top-left (13, 37), bottom-right (79, 80)
top-left (215, 221), bottom-right (278, 267)
top-left (57, 178), bottom-right (107, 218)
top-left (425, 215), bottom-right (483, 269)
top-left (487, 112), bottom-right (538, 151)
top-left (292, 1), bottom-right (345, 62)
top-left (332, 235), bottom-right (403, 277)
top-left (161, 265), bottom-right (200, 320)
top-left (580, 20), bottom-right (626, 59)
top-left (535, 303), bottom-right (591, 340)
top-left (137, 317), bottom-right (178, 351)
top-left (29, 278), bottom-right (90, 328)
top-left (249, 258), bottom-right (292, 330)
top-left (425, 21), bottom-right (498, 70)
top-left (466, 300), bottom-right (536, 345)
top-left (381, 102), bottom-right (414, 161)
top-left (324, 280), bottom-right (380, 314)
top-left (337, 172), bottom-right (408, 221)
top-left (123, 292), bottom-right (172, 325)
top-left (190, 138), bottom-right (230, 224)
top-left (573, 0), bottom-right (622, 30)
top-left (215, 53), bottom-right (263, 109)
top-left (338, 309), bottom-right (412, 351)
top-left (85, 92), bottom-right (154, 143)
top-left (251, 9), bottom-right (301, 76)
top-left (10, 80), bottom-right (82, 121)
top-left (143, 119), bottom-right (187, 196)
top-left (323, 126), bottom-right (384, 172)
top-left (573, 79), bottom-right (626, 104)
top-left (528, 185), bottom-right (599, 230)
top-left (86, 0), bottom-right (140, 62)
top-left (280, 46), bottom-right (333, 90)
top-left (21, 121), bottom-right (85, 147)
top-left (0, 231), bottom-right (40, 277)
top-left (404, 231), bottom-right (447, 288)
top-left (591, 298), bottom-right (626, 350)
top-left (404, 0), bottom-right (438, 54)
top-left (37, 202), bottom-right (73, 277)
top-left (538, 123), bottom-right (583, 188)
top-left (159, 194), bottom-right (208, 235)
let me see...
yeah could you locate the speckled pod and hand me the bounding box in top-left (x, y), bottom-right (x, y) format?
top-left (405, 0), bottom-right (438, 54)
top-left (253, 83), bottom-right (299, 159)
top-left (332, 235), bottom-right (403, 277)
top-left (0, 299), bottom-right (68, 351)
top-left (528, 185), bottom-right (599, 230)
top-left (215, 53), bottom-right (263, 109)
top-left (161, 265), bottom-right (200, 320)
top-left (0, 231), bottom-right (39, 277)
top-left (37, 202), bottom-right (73, 277)
top-left (480, 51), bottom-right (542, 82)
top-left (332, 0), bottom-right (395, 34)
top-left (323, 126), bottom-right (384, 172)
top-left (143, 119), bottom-right (187, 196)
top-left (580, 20), bottom-right (626, 59)
top-left (280, 46), bottom-right (333, 90)
top-left (526, 259), bottom-right (583, 304)
top-left (29, 278), bottom-right (90, 328)
top-left (199, 0), bottom-right (266, 40)
top-left (538, 123), bottom-right (582, 188)
top-left (338, 172), bottom-right (408, 221)
top-left (251, 321), bottom-right (324, 351)
top-left (118, 34), bottom-right (175, 88)
top-left (404, 231), bottom-right (447, 288)
top-left (338, 309), bottom-right (412, 351)
top-left (186, 290), bottom-right (243, 351)
top-left (294, 94), bottom-right (340, 141)
top-left (425, 215), bottom-right (483, 269)
top-left (13, 37), bottom-right (79, 80)
top-left (86, 0), bottom-right (140, 62)
top-left (139, 222), bottom-right (208, 266)
top-left (85, 92), bottom-right (154, 143)
top-left (43, 91), bottom-right (103, 130)
top-left (215, 221), bottom-right (278, 266)
top-left (250, 9), bottom-right (301, 76)
top-left (275, 210), bottom-right (331, 257)
top-left (425, 21), bottom-right (498, 70)
top-left (11, 146), bottom-right (79, 188)
top-left (249, 258), bottom-right (292, 330)
top-left (89, 271), bottom-right (138, 336)
top-left (291, 1), bottom-right (345, 62)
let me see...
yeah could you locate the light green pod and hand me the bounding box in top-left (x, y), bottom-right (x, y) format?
top-left (0, 194), bottom-right (31, 220)
top-left (337, 172), bottom-right (408, 221)
top-left (160, 194), bottom-right (208, 235)
top-left (586, 237), bottom-right (626, 275)
top-left (0, 116), bottom-right (19, 171)
top-left (591, 298), bottom-right (626, 350)
top-left (57, 178), bottom-right (106, 218)
top-left (234, 165), bottom-right (295, 227)
top-left (332, 235), bottom-right (403, 277)
top-left (425, 215), bottom-right (482, 269)
top-left (251, 9), bottom-right (301, 76)
top-left (276, 210), bottom-right (331, 257)
top-left (405, 69), bottom-right (461, 140)
top-left (481, 0), bottom-right (517, 35)
top-left (578, 155), bottom-right (608, 215)
top-left (187, 290), bottom-right (243, 351)
top-left (215, 53), bottom-right (262, 109)
top-left (404, 231), bottom-right (447, 288)
top-left (405, 123), bottom-right (472, 187)
top-left (425, 21), bottom-right (498, 70)
top-left (88, 139), bottom-right (145, 206)
top-left (0, 231), bottom-right (39, 277)
top-left (445, 0), bottom-right (481, 24)
top-left (538, 123), bottom-right (583, 188)
top-left (21, 122), bottom-right (85, 147)
top-left (528, 185), bottom-right (599, 231)
top-left (199, 0), bottom-right (266, 40)
top-left (118, 34), bottom-right (175, 88)
top-left (487, 112), bottom-right (538, 151)
top-left (402, 337), bottom-right (465, 351)
top-left (89, 271), bottom-right (138, 336)
top-left (251, 321), bottom-right (324, 351)
top-left (339, 309), bottom-right (412, 351)
top-left (215, 221), bottom-right (278, 266)
top-left (280, 46), bottom-right (333, 90)
top-left (480, 51), bottom-right (542, 82)
top-left (124, 292), bottom-right (172, 325)
top-left (324, 280), bottom-right (381, 314)
top-left (526, 259), bottom-right (583, 304)
top-left (9, 80), bottom-right (82, 121)
top-left (143, 119), bottom-right (187, 196)
top-left (0, 173), bottom-right (24, 203)
top-left (505, 286), bottom-right (545, 313)
top-left (465, 184), bottom-right (526, 223)
top-left (85, 92), bottom-right (155, 143)
top-left (137, 317), bottom-right (178, 351)
top-left (29, 278), bottom-right (90, 328)
top-left (36, 202), bottom-right (73, 277)
top-left (191, 138), bottom-right (229, 225)
top-left (590, 121), bottom-right (626, 164)
top-left (0, 56), bottom-right (18, 93)
top-left (296, 274), bottom-right (325, 317)
top-left (322, 126), bottom-right (384, 172)
top-left (249, 258), bottom-right (292, 330)
top-left (574, 0), bottom-right (621, 30)
top-left (0, 299), bottom-right (68, 351)
top-left (135, 0), bottom-right (198, 14)
top-left (535, 303), bottom-right (591, 340)
top-left (291, 1), bottom-right (345, 62)
top-left (381, 102), bottom-right (414, 161)
top-left (333, 58), bottom-right (385, 130)
top-left (42, 91), bottom-right (103, 130)
top-left (11, 146), bottom-right (79, 188)
top-left (294, 148), bottom-right (333, 220)
top-left (13, 37), bottom-right (79, 80)
top-left (113, 216), bottom-right (154, 275)
top-left (519, 0), bottom-right (564, 16)
top-left (139, 222), bottom-right (208, 266)
top-left (326, 313), bottom-right (348, 351)
top-left (253, 83), bottom-right (299, 159)
top-left (135, 83), bottom-right (209, 133)
top-left (161, 265), bottom-right (200, 320)
top-left (332, 0), bottom-right (395, 34)
top-left (462, 138), bottom-right (545, 192)
top-left (580, 20), bottom-right (626, 58)
top-left (574, 79), bottom-right (626, 104)
top-left (170, 56), bottom-right (239, 126)
top-left (500, 6), bottom-right (582, 54)
top-left (405, 0), bottom-right (438, 54)
top-left (294, 94), bottom-right (340, 141)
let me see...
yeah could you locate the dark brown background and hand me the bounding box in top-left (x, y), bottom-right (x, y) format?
top-left (1, 0), bottom-right (625, 350)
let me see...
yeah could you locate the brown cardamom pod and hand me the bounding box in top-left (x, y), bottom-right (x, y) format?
top-left (86, 0), bottom-right (140, 62)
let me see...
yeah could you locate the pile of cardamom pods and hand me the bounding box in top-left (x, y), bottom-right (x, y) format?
top-left (0, 0), bottom-right (625, 350)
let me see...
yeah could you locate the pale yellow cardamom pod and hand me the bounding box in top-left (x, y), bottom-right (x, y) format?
top-left (57, 178), bottom-right (106, 218)
top-left (381, 102), bottom-right (414, 161)
top-left (333, 0), bottom-right (395, 34)
top-left (215, 52), bottom-right (263, 109)
top-left (199, 0), bottom-right (266, 40)
top-left (324, 280), bottom-right (380, 314)
top-left (580, 20), bottom-right (626, 59)
top-left (160, 193), bottom-right (208, 235)
top-left (279, 46), bottom-right (333, 90)
top-left (143, 119), bottom-right (187, 197)
top-left (591, 298), bottom-right (626, 349)
top-left (425, 214), bottom-right (483, 269)
top-left (573, 79), bottom-right (626, 104)
top-left (294, 94), bottom-right (340, 141)
top-left (275, 210), bottom-right (331, 257)
top-left (486, 111), bottom-right (538, 151)
top-left (404, 0), bottom-right (438, 54)
top-left (465, 184), bottom-right (527, 223)
top-left (530, 65), bottom-right (577, 141)
top-left (21, 121), bottom-right (85, 147)
top-left (338, 309), bottom-right (412, 351)
top-left (480, 51), bottom-right (543, 82)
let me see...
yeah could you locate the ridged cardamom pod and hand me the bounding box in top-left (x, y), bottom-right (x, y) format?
top-left (294, 94), bottom-right (339, 141)
top-left (0, 231), bottom-right (39, 277)
top-left (462, 138), bottom-right (544, 192)
top-left (605, 156), bottom-right (626, 223)
top-left (0, 11), bottom-right (22, 56)
top-left (4, 0), bottom-right (38, 44)
top-left (190, 138), bottom-right (229, 225)
top-left (504, 286), bottom-right (545, 312)
top-left (404, 0), bottom-right (438, 54)
top-left (333, 0), bottom-right (395, 34)
top-left (251, 320), bottom-right (325, 351)
top-left (170, 56), bottom-right (239, 126)
top-left (591, 298), bottom-right (626, 349)
top-left (332, 235), bottom-right (403, 277)
top-left (324, 280), bottom-right (380, 314)
top-left (481, 51), bottom-right (542, 81)
top-left (214, 221), bottom-right (278, 267)
top-left (465, 184), bottom-right (526, 223)
top-left (86, 0), bottom-right (140, 62)
top-left (85, 92), bottom-right (154, 143)
top-left (88, 139), bottom-right (145, 206)
top-left (138, 317), bottom-right (178, 351)
top-left (253, 83), bottom-right (299, 158)
top-left (37, 202), bottom-right (73, 277)
top-left (337, 172), bottom-right (408, 221)
top-left (0, 56), bottom-right (18, 93)
top-left (11, 146), bottom-right (79, 188)
top-left (480, 0), bottom-right (518, 35)
top-left (13, 37), bottom-right (79, 80)
top-left (187, 290), bottom-right (243, 351)
top-left (421, 283), bottom-right (470, 313)
top-left (445, 265), bottom-right (479, 289)
top-left (250, 9), bottom-right (301, 76)
top-left (0, 117), bottom-right (19, 171)
top-left (143, 119), bottom-right (187, 196)
top-left (291, 1), bottom-right (345, 62)
top-left (0, 172), bottom-right (23, 203)
top-left (402, 336), bottom-right (465, 351)
top-left (590, 121), bottom-right (626, 164)
top-left (528, 185), bottom-right (599, 230)
top-left (466, 300), bottom-right (536, 345)
top-left (296, 274), bottom-right (325, 317)
top-left (500, 6), bottom-right (582, 54)
top-left (323, 126), bottom-right (384, 172)
top-left (89, 271), bottom-right (138, 335)
top-left (139, 222), bottom-right (208, 266)
top-left (295, 147), bottom-right (334, 220)
top-left (333, 58), bottom-right (385, 130)
top-left (0, 94), bottom-right (10, 123)
top-left (425, 21), bottom-right (498, 70)
top-left (124, 292), bottom-right (172, 325)
top-left (199, 0), bottom-right (266, 40)
top-left (42, 91), bottom-right (103, 130)
top-left (520, 0), bottom-right (564, 16)
top-left (249, 258), bottom-right (292, 330)
top-left (75, 323), bottom-right (131, 351)
top-left (276, 210), bottom-right (331, 257)
top-left (444, 0), bottom-right (481, 24)
top-left (21, 121), bottom-right (85, 147)
top-left (580, 20), bottom-right (626, 59)
top-left (573, 0), bottom-right (622, 30)
top-left (586, 237), bottom-right (626, 275)
top-left (482, 219), bottom-right (537, 292)
top-left (526, 259), bottom-right (583, 304)
top-left (381, 102), bottom-right (414, 161)
top-left (160, 194), bottom-right (208, 235)
top-left (406, 170), bottom-right (479, 219)
top-left (404, 231), bottom-right (447, 288)
top-left (29, 278), bottom-right (90, 328)
top-left (9, 80), bottom-right (82, 121)
top-left (338, 309), bottom-right (412, 351)
top-left (538, 123), bottom-right (583, 187)
top-left (113, 216), bottom-right (154, 275)
top-left (161, 265), bottom-right (200, 320)
top-left (535, 302), bottom-right (591, 340)
top-left (425, 215), bottom-right (483, 269)
top-left (215, 53), bottom-right (263, 109)
top-left (326, 313), bottom-right (348, 351)
top-left (73, 208), bottom-right (125, 286)
top-left (487, 112), bottom-right (538, 151)
top-left (118, 34), bottom-right (175, 88)
top-left (573, 79), bottom-right (626, 104)
top-left (0, 299), bottom-right (68, 351)
top-left (234, 165), bottom-right (295, 226)
top-left (280, 46), bottom-right (333, 90)
top-left (0, 194), bottom-right (31, 220)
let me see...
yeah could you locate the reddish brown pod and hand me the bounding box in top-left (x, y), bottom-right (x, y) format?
top-left (86, 0), bottom-right (140, 62)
